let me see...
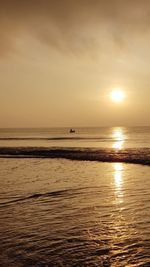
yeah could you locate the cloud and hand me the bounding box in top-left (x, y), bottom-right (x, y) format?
top-left (0, 0), bottom-right (150, 57)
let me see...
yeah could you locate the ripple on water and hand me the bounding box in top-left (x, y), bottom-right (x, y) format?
top-left (0, 159), bottom-right (150, 266)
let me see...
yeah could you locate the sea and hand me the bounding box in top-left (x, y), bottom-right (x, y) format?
top-left (0, 127), bottom-right (150, 266)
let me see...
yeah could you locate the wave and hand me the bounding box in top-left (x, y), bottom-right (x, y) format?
top-left (0, 136), bottom-right (114, 141)
top-left (0, 147), bottom-right (150, 165)
top-left (0, 187), bottom-right (91, 207)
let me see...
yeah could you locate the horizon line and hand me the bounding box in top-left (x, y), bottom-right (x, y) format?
top-left (0, 125), bottom-right (150, 129)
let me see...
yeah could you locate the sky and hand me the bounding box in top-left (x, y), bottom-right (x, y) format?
top-left (0, 0), bottom-right (150, 127)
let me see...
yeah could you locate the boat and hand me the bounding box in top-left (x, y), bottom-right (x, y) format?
top-left (69, 128), bottom-right (75, 133)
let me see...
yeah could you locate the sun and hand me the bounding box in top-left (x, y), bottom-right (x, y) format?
top-left (111, 89), bottom-right (126, 103)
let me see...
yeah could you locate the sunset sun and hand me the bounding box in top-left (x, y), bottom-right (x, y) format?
top-left (111, 89), bottom-right (126, 103)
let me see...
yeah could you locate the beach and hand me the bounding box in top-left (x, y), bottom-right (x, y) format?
top-left (0, 158), bottom-right (150, 266)
top-left (1, 0), bottom-right (150, 265)
top-left (0, 127), bottom-right (150, 266)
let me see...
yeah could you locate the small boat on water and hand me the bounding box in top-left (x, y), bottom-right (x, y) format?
top-left (69, 128), bottom-right (75, 133)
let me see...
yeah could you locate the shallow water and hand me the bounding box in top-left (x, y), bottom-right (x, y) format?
top-left (0, 158), bottom-right (150, 266)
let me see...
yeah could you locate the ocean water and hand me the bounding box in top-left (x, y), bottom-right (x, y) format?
top-left (0, 127), bottom-right (150, 266)
top-left (0, 126), bottom-right (150, 149)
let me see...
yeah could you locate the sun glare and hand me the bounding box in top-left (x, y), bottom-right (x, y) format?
top-left (111, 89), bottom-right (125, 103)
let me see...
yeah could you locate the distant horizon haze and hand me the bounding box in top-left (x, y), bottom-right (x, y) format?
top-left (0, 125), bottom-right (150, 129)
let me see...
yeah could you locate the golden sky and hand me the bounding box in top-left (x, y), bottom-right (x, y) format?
top-left (0, 0), bottom-right (150, 127)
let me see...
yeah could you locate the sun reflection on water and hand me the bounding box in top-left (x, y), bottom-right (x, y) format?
top-left (113, 162), bottom-right (124, 204)
top-left (112, 127), bottom-right (126, 150)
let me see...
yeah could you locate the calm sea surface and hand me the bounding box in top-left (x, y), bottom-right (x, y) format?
top-left (0, 127), bottom-right (150, 266)
top-left (0, 126), bottom-right (150, 149)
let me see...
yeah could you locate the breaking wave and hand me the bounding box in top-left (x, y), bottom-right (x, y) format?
top-left (0, 147), bottom-right (150, 165)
